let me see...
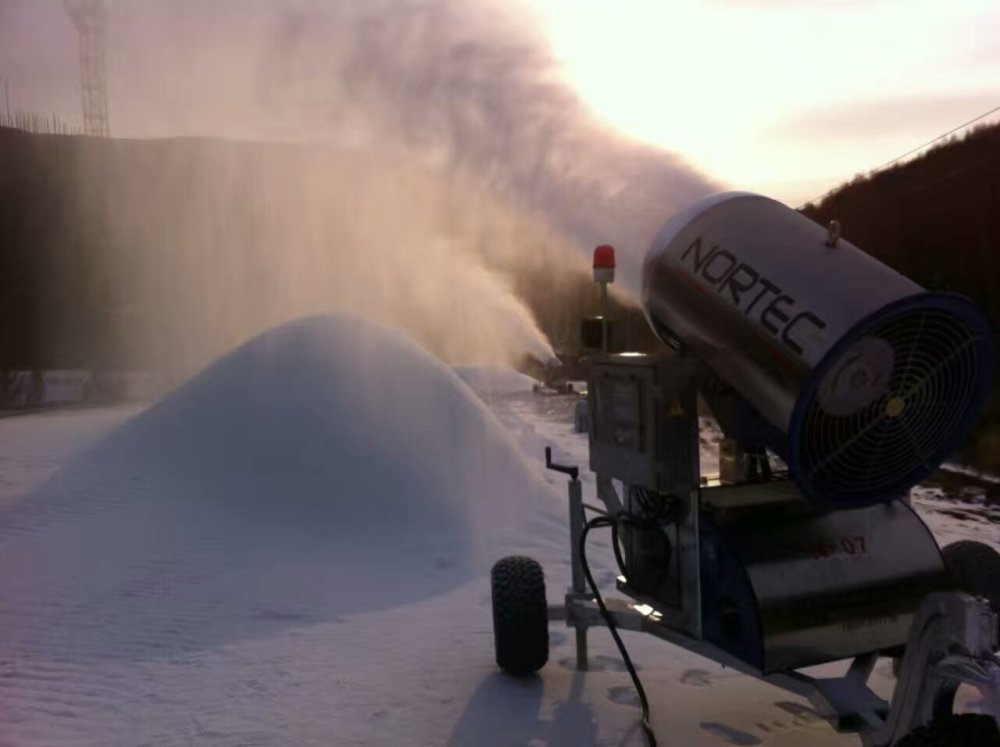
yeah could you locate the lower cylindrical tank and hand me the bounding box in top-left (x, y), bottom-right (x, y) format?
top-left (642, 192), bottom-right (995, 506)
top-left (699, 499), bottom-right (944, 673)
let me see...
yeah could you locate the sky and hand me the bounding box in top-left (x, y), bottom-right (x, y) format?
top-left (532, 0), bottom-right (1000, 204)
top-left (1, 0), bottom-right (998, 206)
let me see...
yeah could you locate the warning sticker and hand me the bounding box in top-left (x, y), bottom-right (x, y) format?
top-left (667, 399), bottom-right (685, 417)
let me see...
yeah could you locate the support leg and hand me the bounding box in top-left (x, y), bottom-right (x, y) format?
top-left (568, 476), bottom-right (590, 671)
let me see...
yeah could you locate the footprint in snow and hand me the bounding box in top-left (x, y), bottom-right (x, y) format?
top-left (607, 685), bottom-right (640, 707)
top-left (774, 701), bottom-right (821, 723)
top-left (680, 668), bottom-right (713, 687)
top-left (699, 722), bottom-right (762, 745)
top-left (706, 706), bottom-right (820, 745)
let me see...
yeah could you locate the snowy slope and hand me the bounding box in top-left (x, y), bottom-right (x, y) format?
top-left (0, 319), bottom-right (996, 746)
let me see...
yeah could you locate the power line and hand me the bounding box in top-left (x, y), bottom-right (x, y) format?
top-left (797, 101), bottom-right (1000, 209)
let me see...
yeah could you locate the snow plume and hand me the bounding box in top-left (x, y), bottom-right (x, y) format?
top-left (98, 142), bottom-right (562, 377)
top-left (255, 0), bottom-right (718, 291)
top-left (93, 0), bottom-right (716, 376)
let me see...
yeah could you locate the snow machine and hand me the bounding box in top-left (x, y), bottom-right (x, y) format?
top-left (490, 193), bottom-right (1000, 746)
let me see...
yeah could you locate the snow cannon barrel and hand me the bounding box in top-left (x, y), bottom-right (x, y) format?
top-left (641, 191), bottom-right (996, 507)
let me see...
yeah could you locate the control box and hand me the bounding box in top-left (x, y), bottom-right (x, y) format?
top-left (587, 354), bottom-right (700, 493)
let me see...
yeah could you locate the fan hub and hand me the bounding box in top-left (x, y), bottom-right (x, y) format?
top-left (885, 397), bottom-right (906, 418)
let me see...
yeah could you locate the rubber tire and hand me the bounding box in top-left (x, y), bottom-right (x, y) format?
top-left (941, 540), bottom-right (1000, 614)
top-left (491, 556), bottom-right (549, 677)
top-left (895, 714), bottom-right (1000, 747)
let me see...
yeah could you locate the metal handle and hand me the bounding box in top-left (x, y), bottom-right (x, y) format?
top-left (545, 446), bottom-right (579, 481)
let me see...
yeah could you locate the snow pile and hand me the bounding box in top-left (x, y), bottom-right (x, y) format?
top-left (454, 364), bottom-right (540, 396)
top-left (0, 316), bottom-right (560, 740)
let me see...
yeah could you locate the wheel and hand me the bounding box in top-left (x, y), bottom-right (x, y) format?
top-left (895, 713), bottom-right (1000, 746)
top-left (491, 556), bottom-right (549, 676)
top-left (941, 540), bottom-right (1000, 614)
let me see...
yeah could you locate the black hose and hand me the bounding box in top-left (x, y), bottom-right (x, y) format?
top-left (579, 514), bottom-right (657, 747)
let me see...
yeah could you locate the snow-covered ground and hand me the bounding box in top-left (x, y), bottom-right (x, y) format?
top-left (0, 406), bottom-right (145, 509)
top-left (0, 319), bottom-right (996, 746)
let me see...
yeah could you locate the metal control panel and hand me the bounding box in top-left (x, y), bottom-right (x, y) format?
top-left (587, 354), bottom-right (700, 494)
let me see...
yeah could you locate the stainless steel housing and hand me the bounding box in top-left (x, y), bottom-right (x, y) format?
top-left (642, 192), bottom-right (996, 506)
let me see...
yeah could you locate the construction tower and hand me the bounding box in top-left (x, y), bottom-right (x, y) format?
top-left (63, 0), bottom-right (109, 137)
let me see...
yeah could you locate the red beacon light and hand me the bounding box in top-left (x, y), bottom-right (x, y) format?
top-left (593, 244), bottom-right (616, 284)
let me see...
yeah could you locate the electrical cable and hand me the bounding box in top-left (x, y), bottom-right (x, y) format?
top-left (579, 512), bottom-right (657, 747)
top-left (796, 101), bottom-right (1000, 209)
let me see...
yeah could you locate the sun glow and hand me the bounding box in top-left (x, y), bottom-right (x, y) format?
top-left (528, 0), bottom-right (1000, 203)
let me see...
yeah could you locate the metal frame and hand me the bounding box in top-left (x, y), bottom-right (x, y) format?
top-left (545, 465), bottom-right (1000, 745)
top-left (535, 352), bottom-right (1000, 743)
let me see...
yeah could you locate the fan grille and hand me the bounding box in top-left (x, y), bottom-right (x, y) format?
top-left (798, 310), bottom-right (982, 503)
